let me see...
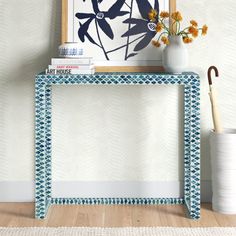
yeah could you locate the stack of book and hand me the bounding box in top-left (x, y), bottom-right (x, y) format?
top-left (45, 57), bottom-right (95, 75)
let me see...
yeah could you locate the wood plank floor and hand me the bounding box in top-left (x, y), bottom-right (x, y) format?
top-left (0, 203), bottom-right (235, 227)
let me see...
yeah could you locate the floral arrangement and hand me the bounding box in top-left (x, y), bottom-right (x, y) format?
top-left (150, 10), bottom-right (208, 47)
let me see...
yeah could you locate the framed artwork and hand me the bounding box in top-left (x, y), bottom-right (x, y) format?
top-left (62, 0), bottom-right (176, 68)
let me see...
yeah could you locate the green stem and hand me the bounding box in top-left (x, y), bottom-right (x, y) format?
top-left (157, 31), bottom-right (169, 41)
top-left (171, 21), bottom-right (180, 35)
top-left (176, 21), bottom-right (181, 34)
top-left (181, 26), bottom-right (190, 32)
top-left (178, 26), bottom-right (191, 36)
top-left (178, 31), bottom-right (189, 37)
top-left (159, 18), bottom-right (171, 35)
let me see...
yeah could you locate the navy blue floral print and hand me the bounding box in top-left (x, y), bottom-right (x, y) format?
top-left (122, 0), bottom-right (159, 51)
top-left (76, 0), bottom-right (129, 41)
top-left (75, 0), bottom-right (160, 60)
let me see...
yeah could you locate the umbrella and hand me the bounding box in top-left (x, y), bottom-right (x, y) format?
top-left (208, 66), bottom-right (223, 133)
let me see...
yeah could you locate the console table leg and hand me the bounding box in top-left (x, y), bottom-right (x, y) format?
top-left (45, 85), bottom-right (52, 204)
top-left (35, 80), bottom-right (48, 219)
top-left (189, 81), bottom-right (201, 219)
top-left (184, 85), bottom-right (191, 215)
top-left (185, 81), bottom-right (201, 219)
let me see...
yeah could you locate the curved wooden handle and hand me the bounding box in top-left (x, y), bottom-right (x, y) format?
top-left (208, 66), bottom-right (219, 85)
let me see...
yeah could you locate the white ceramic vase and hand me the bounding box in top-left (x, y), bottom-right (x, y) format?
top-left (59, 42), bottom-right (83, 58)
top-left (162, 36), bottom-right (188, 74)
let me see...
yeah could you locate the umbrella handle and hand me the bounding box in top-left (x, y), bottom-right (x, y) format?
top-left (208, 66), bottom-right (219, 85)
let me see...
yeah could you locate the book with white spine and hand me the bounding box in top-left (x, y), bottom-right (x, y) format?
top-left (46, 68), bottom-right (95, 75)
top-left (48, 64), bottom-right (94, 70)
top-left (51, 57), bottom-right (93, 65)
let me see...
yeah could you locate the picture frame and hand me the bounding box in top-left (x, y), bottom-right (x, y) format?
top-left (61, 0), bottom-right (176, 72)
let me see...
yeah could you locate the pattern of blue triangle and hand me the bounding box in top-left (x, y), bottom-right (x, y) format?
top-left (35, 72), bottom-right (200, 219)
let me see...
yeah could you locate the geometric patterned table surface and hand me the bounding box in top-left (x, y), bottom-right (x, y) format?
top-left (36, 72), bottom-right (199, 85)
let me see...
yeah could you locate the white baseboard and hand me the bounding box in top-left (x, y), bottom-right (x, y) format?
top-left (0, 181), bottom-right (212, 202)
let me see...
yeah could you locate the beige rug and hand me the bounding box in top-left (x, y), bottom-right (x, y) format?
top-left (0, 227), bottom-right (236, 236)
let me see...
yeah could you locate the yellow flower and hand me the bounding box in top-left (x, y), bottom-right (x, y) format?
top-left (156, 22), bottom-right (163, 32)
top-left (152, 40), bottom-right (161, 48)
top-left (171, 11), bottom-right (183, 21)
top-left (160, 11), bottom-right (170, 18)
top-left (202, 25), bottom-right (208, 35)
top-left (190, 20), bottom-right (198, 27)
top-left (189, 26), bottom-right (198, 37)
top-left (192, 29), bottom-right (199, 38)
top-left (148, 9), bottom-right (158, 21)
top-left (188, 26), bottom-right (195, 33)
top-left (183, 37), bottom-right (193, 44)
top-left (161, 36), bottom-right (169, 45)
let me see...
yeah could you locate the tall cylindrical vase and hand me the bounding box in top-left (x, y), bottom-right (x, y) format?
top-left (162, 36), bottom-right (188, 74)
top-left (210, 129), bottom-right (236, 214)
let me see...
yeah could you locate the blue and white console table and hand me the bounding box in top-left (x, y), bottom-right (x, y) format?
top-left (35, 72), bottom-right (200, 219)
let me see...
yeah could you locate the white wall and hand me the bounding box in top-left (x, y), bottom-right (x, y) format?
top-left (0, 0), bottom-right (61, 181)
top-left (0, 0), bottom-right (236, 201)
top-left (179, 0), bottom-right (236, 180)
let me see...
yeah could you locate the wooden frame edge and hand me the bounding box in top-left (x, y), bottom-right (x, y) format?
top-left (169, 0), bottom-right (177, 16)
top-left (95, 66), bottom-right (164, 72)
top-left (169, 0), bottom-right (177, 34)
top-left (61, 0), bottom-right (68, 44)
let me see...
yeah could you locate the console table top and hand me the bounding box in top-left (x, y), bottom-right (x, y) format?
top-left (36, 72), bottom-right (200, 86)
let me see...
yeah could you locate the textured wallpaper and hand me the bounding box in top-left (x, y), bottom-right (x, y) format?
top-left (0, 0), bottom-right (61, 180)
top-left (51, 85), bottom-right (183, 181)
top-left (0, 0), bottom-right (236, 181)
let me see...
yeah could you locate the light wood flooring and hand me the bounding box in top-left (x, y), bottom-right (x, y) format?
top-left (0, 203), bottom-right (235, 227)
